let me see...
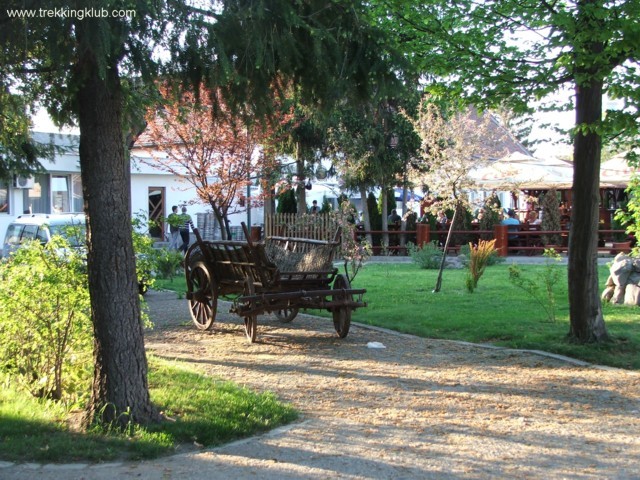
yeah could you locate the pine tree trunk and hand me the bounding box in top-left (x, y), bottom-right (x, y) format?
top-left (295, 146), bottom-right (307, 215)
top-left (567, 2), bottom-right (608, 343)
top-left (76, 51), bottom-right (158, 427)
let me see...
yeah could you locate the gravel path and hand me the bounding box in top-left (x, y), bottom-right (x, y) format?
top-left (3, 288), bottom-right (640, 479)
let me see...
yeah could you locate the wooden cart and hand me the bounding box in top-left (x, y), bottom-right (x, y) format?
top-left (184, 223), bottom-right (366, 342)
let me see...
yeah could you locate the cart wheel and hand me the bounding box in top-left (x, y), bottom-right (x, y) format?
top-left (243, 278), bottom-right (258, 343)
top-left (275, 307), bottom-right (299, 323)
top-left (187, 262), bottom-right (217, 330)
top-left (332, 274), bottom-right (352, 338)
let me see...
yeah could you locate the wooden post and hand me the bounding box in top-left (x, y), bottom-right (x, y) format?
top-left (416, 223), bottom-right (431, 247)
top-left (494, 225), bottom-right (508, 256)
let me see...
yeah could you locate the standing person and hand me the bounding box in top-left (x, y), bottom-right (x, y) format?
top-left (436, 210), bottom-right (448, 247)
top-left (179, 206), bottom-right (194, 253)
top-left (167, 205), bottom-right (181, 250)
top-left (310, 199), bottom-right (320, 214)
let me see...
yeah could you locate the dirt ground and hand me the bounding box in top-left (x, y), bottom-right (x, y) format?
top-left (3, 288), bottom-right (640, 479)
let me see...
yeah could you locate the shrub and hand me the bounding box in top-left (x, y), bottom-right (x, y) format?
top-left (407, 241), bottom-right (442, 269)
top-left (132, 213), bottom-right (159, 294)
top-left (276, 189), bottom-right (297, 214)
top-left (367, 192), bottom-right (381, 246)
top-left (508, 248), bottom-right (563, 322)
top-left (540, 189), bottom-right (562, 245)
top-left (479, 194), bottom-right (502, 240)
top-left (615, 175), bottom-right (639, 254)
top-left (320, 195), bottom-right (333, 214)
top-left (335, 200), bottom-right (372, 283)
top-left (451, 201), bottom-right (473, 246)
top-left (0, 238), bottom-right (92, 402)
top-left (153, 248), bottom-right (184, 280)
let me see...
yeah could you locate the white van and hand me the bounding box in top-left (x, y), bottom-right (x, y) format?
top-left (1, 213), bottom-right (86, 258)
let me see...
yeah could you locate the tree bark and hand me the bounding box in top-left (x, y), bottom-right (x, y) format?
top-left (381, 188), bottom-right (389, 248)
top-left (434, 201), bottom-right (457, 293)
top-left (359, 185), bottom-right (373, 246)
top-left (567, 3), bottom-right (609, 343)
top-left (295, 145), bottom-right (307, 215)
top-left (76, 51), bottom-right (158, 426)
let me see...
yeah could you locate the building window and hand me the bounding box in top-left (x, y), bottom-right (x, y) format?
top-left (0, 181), bottom-right (9, 214)
top-left (72, 174), bottom-right (83, 212)
top-left (22, 174), bottom-right (84, 214)
top-left (51, 175), bottom-right (70, 213)
top-left (23, 174), bottom-right (50, 213)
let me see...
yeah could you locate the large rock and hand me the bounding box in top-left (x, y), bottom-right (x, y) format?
top-left (610, 255), bottom-right (633, 286)
top-left (602, 253), bottom-right (640, 306)
top-left (624, 284), bottom-right (640, 306)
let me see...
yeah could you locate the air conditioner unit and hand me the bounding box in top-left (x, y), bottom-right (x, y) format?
top-left (14, 175), bottom-right (35, 189)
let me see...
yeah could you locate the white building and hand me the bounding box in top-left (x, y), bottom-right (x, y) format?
top-left (0, 132), bottom-right (251, 241)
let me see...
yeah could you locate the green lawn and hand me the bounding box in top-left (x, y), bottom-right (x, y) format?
top-left (344, 263), bottom-right (639, 369)
top-left (0, 356), bottom-right (297, 463)
top-left (157, 261), bottom-right (640, 369)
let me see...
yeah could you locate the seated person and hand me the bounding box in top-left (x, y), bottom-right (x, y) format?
top-left (387, 209), bottom-right (401, 225)
top-left (471, 209), bottom-right (484, 225)
top-left (501, 209), bottom-right (521, 240)
top-left (525, 210), bottom-right (541, 225)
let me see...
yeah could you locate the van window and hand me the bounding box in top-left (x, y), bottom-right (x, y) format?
top-left (4, 224), bottom-right (24, 245)
top-left (49, 224), bottom-right (86, 247)
top-left (36, 227), bottom-right (49, 242)
top-left (21, 225), bottom-right (38, 242)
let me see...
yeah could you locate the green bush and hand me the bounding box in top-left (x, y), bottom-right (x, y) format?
top-left (479, 193), bottom-right (502, 240)
top-left (367, 192), bottom-right (382, 247)
top-left (540, 189), bottom-right (562, 245)
top-left (153, 247), bottom-right (184, 280)
top-left (276, 189), bottom-right (297, 214)
top-left (0, 238), bottom-right (92, 402)
top-left (407, 241), bottom-right (442, 269)
top-left (132, 215), bottom-right (158, 294)
top-left (508, 248), bottom-right (562, 323)
top-left (320, 195), bottom-right (332, 214)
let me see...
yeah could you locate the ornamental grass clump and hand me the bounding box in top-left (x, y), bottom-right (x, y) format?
top-left (465, 239), bottom-right (497, 292)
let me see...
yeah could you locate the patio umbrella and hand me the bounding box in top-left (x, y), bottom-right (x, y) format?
top-left (394, 188), bottom-right (423, 201)
top-left (600, 155), bottom-right (637, 188)
top-left (470, 159), bottom-right (573, 190)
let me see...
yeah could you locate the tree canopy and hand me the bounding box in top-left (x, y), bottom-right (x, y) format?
top-left (0, 0), bottom-right (408, 426)
top-left (372, 0), bottom-right (640, 342)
